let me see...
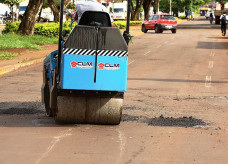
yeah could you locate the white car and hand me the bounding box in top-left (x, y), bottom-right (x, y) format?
top-left (38, 12), bottom-right (54, 22)
top-left (205, 12), bottom-right (214, 19)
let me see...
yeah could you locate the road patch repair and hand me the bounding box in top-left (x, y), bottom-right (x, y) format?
top-left (122, 113), bottom-right (221, 130)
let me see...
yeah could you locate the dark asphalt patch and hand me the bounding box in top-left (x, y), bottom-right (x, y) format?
top-left (0, 107), bottom-right (44, 115)
top-left (0, 102), bottom-right (45, 115)
top-left (144, 115), bottom-right (207, 127)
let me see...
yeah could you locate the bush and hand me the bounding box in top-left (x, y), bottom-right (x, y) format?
top-left (179, 15), bottom-right (186, 19)
top-left (113, 21), bottom-right (143, 29)
top-left (3, 20), bottom-right (141, 36)
top-left (2, 21), bottom-right (21, 33)
top-left (3, 21), bottom-right (77, 37)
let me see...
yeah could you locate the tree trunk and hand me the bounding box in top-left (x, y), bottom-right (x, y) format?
top-left (19, 0), bottom-right (45, 35)
top-left (143, 0), bottom-right (153, 20)
top-left (64, 0), bottom-right (71, 7)
top-left (12, 9), bottom-right (14, 23)
top-left (130, 0), bottom-right (144, 20)
top-left (47, 0), bottom-right (60, 22)
top-left (16, 4), bottom-right (19, 21)
top-left (152, 0), bottom-right (159, 14)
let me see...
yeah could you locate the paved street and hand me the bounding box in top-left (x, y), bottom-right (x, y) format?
top-left (0, 17), bottom-right (228, 163)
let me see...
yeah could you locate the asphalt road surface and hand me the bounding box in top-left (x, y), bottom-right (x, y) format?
top-left (1, 17), bottom-right (228, 164)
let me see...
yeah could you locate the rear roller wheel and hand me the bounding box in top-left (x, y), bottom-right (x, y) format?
top-left (86, 97), bottom-right (122, 125)
top-left (55, 96), bottom-right (123, 125)
top-left (45, 83), bottom-right (53, 117)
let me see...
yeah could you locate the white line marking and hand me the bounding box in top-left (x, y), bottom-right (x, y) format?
top-left (143, 51), bottom-right (151, 56)
top-left (208, 61), bottom-right (214, 68)
top-left (205, 76), bottom-right (212, 88)
top-left (156, 45), bottom-right (162, 48)
top-left (116, 130), bottom-right (126, 164)
top-left (210, 52), bottom-right (215, 57)
top-left (35, 128), bottom-right (73, 164)
top-left (128, 60), bottom-right (135, 65)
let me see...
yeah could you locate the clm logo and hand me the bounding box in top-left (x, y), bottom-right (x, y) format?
top-left (70, 61), bottom-right (93, 69)
top-left (98, 63), bottom-right (120, 70)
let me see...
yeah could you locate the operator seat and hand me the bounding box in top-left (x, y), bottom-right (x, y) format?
top-left (78, 11), bottom-right (111, 27)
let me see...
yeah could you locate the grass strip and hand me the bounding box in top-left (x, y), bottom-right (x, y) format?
top-left (0, 51), bottom-right (17, 60)
top-left (0, 34), bottom-right (58, 50)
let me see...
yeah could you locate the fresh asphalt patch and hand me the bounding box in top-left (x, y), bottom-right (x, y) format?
top-left (144, 115), bottom-right (207, 127)
top-left (122, 114), bottom-right (208, 128)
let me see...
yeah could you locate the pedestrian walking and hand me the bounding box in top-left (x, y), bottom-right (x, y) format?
top-left (187, 10), bottom-right (191, 21)
top-left (220, 12), bottom-right (227, 36)
top-left (210, 12), bottom-right (213, 24)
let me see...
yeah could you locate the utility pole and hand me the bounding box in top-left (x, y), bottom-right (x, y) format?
top-left (169, 0), bottom-right (172, 15)
top-left (191, 0), bottom-right (193, 19)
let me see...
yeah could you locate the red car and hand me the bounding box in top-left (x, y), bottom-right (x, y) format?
top-left (142, 14), bottom-right (177, 33)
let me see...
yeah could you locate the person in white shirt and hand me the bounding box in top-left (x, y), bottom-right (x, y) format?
top-left (74, 0), bottom-right (113, 23)
top-left (220, 12), bottom-right (227, 36)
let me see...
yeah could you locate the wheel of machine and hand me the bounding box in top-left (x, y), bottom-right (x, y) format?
top-left (55, 96), bottom-right (87, 123)
top-left (55, 96), bottom-right (123, 125)
top-left (172, 29), bottom-right (176, 33)
top-left (155, 25), bottom-right (159, 33)
top-left (86, 97), bottom-right (123, 125)
top-left (141, 25), bottom-right (148, 33)
top-left (45, 82), bottom-right (53, 117)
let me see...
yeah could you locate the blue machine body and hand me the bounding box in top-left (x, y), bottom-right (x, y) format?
top-left (60, 52), bottom-right (128, 91)
top-left (44, 25), bottom-right (129, 92)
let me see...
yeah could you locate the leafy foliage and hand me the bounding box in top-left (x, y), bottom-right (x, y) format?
top-left (114, 21), bottom-right (143, 29)
top-left (159, 0), bottom-right (211, 15)
top-left (42, 0), bottom-right (60, 9)
top-left (0, 0), bottom-right (23, 4)
top-left (3, 22), bottom-right (77, 37)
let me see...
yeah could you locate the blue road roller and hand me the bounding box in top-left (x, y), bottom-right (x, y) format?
top-left (41, 0), bottom-right (132, 124)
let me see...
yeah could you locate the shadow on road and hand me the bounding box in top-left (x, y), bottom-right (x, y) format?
top-left (208, 37), bottom-right (228, 39)
top-left (197, 41), bottom-right (228, 49)
top-left (128, 78), bottom-right (228, 84)
top-left (178, 24), bottom-right (220, 29)
top-left (0, 101), bottom-right (68, 127)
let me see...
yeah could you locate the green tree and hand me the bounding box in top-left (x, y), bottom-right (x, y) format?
top-left (0, 0), bottom-right (23, 22)
top-left (159, 0), bottom-right (211, 16)
top-left (130, 0), bottom-right (145, 20)
top-left (42, 0), bottom-right (71, 22)
top-left (18, 0), bottom-right (45, 35)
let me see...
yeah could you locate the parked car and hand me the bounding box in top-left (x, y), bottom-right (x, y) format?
top-left (142, 14), bottom-right (177, 33)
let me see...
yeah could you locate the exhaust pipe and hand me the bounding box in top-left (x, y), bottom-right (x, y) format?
top-left (123, 0), bottom-right (131, 45)
top-left (57, 0), bottom-right (64, 80)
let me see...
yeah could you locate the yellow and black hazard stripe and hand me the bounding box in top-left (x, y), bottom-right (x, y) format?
top-left (63, 48), bottom-right (128, 57)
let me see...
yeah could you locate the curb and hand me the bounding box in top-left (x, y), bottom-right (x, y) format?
top-left (0, 58), bottom-right (44, 76)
